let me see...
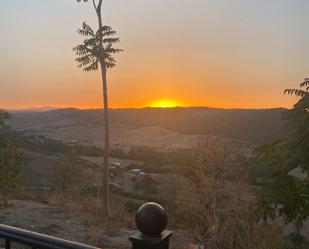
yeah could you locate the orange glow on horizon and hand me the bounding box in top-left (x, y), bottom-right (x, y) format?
top-left (1, 97), bottom-right (297, 110)
top-left (148, 99), bottom-right (182, 108)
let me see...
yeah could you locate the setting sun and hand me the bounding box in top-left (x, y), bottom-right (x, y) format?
top-left (149, 99), bottom-right (181, 108)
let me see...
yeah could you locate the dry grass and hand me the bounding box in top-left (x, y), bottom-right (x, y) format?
top-left (49, 192), bottom-right (134, 232)
top-left (13, 189), bottom-right (51, 202)
top-left (11, 188), bottom-right (135, 236)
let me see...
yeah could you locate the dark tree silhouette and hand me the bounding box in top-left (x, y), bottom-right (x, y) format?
top-left (256, 78), bottom-right (309, 248)
top-left (0, 110), bottom-right (22, 204)
top-left (284, 78), bottom-right (309, 174)
top-left (0, 111), bottom-right (9, 127)
top-left (74, 0), bottom-right (122, 215)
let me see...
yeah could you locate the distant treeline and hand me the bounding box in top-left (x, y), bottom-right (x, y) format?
top-left (1, 129), bottom-right (286, 184)
top-left (0, 130), bottom-right (197, 169)
top-left (0, 130), bottom-right (102, 157)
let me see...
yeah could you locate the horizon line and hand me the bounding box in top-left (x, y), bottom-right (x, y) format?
top-left (2, 105), bottom-right (289, 112)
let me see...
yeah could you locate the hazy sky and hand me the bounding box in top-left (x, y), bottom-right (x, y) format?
top-left (0, 0), bottom-right (308, 109)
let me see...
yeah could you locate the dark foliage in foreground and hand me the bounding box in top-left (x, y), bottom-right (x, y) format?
top-left (255, 79), bottom-right (309, 248)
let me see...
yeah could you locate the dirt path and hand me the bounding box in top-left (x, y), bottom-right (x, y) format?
top-left (0, 200), bottom-right (131, 249)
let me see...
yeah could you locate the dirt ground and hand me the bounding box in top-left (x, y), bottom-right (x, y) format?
top-left (0, 200), bottom-right (132, 249)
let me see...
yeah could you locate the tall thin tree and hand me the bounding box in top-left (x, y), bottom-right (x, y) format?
top-left (74, 0), bottom-right (122, 215)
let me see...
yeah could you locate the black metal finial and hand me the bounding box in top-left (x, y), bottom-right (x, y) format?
top-left (135, 202), bottom-right (168, 237)
top-left (129, 202), bottom-right (173, 249)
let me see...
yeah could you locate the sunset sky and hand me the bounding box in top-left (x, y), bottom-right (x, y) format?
top-left (1, 0), bottom-right (308, 109)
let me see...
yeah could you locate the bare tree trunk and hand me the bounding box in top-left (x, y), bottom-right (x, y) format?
top-left (100, 64), bottom-right (110, 216)
top-left (94, 0), bottom-right (110, 216)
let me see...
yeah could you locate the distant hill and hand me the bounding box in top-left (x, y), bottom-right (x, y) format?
top-left (8, 107), bottom-right (287, 144)
top-left (7, 106), bottom-right (58, 113)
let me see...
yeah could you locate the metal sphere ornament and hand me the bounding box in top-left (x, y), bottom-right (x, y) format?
top-left (135, 202), bottom-right (168, 237)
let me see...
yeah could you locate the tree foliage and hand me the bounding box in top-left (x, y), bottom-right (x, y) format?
top-left (255, 79), bottom-right (309, 241)
top-left (176, 142), bottom-right (283, 249)
top-left (0, 142), bottom-right (22, 197)
top-left (0, 111), bottom-right (10, 128)
top-left (283, 78), bottom-right (309, 173)
top-left (73, 22), bottom-right (122, 72)
top-left (0, 110), bottom-right (22, 200)
top-left (52, 155), bottom-right (87, 193)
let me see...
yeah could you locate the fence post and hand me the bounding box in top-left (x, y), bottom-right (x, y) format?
top-left (129, 202), bottom-right (173, 249)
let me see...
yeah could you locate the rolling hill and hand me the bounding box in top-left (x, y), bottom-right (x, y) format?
top-left (8, 107), bottom-right (287, 148)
